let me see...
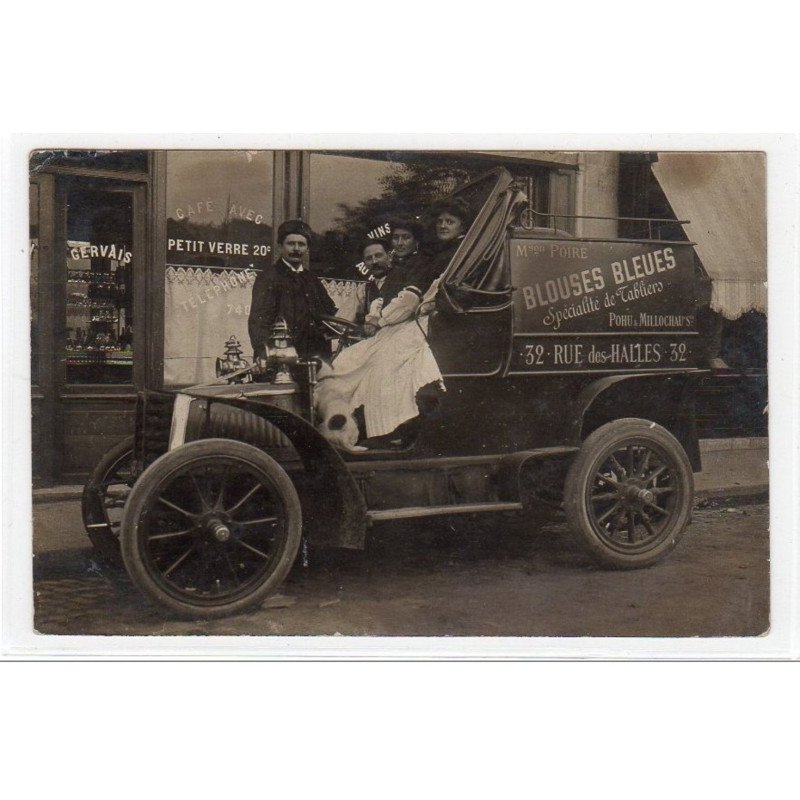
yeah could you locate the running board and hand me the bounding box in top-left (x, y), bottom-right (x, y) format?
top-left (367, 501), bottom-right (523, 523)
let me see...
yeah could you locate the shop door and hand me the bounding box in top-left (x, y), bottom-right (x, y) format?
top-left (33, 177), bottom-right (147, 483)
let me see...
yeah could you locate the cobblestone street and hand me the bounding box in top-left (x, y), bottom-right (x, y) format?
top-left (32, 497), bottom-right (769, 638)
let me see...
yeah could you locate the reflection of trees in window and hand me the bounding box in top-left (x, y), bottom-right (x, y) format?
top-left (312, 159), bottom-right (486, 278)
top-left (165, 151), bottom-right (274, 272)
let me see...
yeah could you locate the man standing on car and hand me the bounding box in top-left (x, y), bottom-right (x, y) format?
top-left (248, 219), bottom-right (337, 361)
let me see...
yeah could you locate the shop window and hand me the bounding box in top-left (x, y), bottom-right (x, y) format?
top-left (63, 187), bottom-right (135, 384)
top-left (164, 150), bottom-right (275, 385)
top-left (309, 152), bottom-right (556, 282)
top-left (548, 169), bottom-right (576, 234)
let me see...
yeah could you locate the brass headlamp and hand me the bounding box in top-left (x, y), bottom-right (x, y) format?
top-left (215, 335), bottom-right (251, 381)
top-left (261, 319), bottom-right (298, 384)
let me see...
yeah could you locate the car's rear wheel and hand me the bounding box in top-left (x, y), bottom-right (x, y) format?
top-left (81, 435), bottom-right (136, 566)
top-left (564, 418), bottom-right (693, 568)
top-left (120, 439), bottom-right (302, 618)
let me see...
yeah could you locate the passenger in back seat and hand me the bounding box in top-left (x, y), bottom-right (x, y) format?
top-left (426, 196), bottom-right (470, 277)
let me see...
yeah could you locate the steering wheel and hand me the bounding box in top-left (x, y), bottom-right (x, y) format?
top-left (317, 314), bottom-right (366, 341)
top-left (317, 314), bottom-right (368, 361)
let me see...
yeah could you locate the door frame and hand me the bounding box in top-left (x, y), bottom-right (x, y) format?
top-left (32, 171), bottom-right (150, 482)
top-left (30, 173), bottom-right (56, 484)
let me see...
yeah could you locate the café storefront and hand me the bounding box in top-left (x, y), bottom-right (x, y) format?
top-left (30, 148), bottom-right (768, 484)
top-left (30, 149), bottom-right (578, 483)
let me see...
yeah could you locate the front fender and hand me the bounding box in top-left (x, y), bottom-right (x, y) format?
top-left (195, 396), bottom-right (368, 550)
top-left (566, 373), bottom-right (702, 471)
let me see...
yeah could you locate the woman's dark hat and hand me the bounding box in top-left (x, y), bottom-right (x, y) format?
top-left (431, 196), bottom-right (472, 224)
top-left (388, 215), bottom-right (424, 243)
top-left (277, 218), bottom-right (313, 244)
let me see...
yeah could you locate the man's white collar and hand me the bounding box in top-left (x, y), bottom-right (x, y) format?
top-left (281, 258), bottom-right (304, 273)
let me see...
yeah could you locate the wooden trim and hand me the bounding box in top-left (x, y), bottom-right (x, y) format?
top-left (132, 183), bottom-right (148, 390)
top-left (58, 386), bottom-right (138, 398)
top-left (59, 395), bottom-right (137, 404)
top-left (299, 151), bottom-right (311, 221)
top-left (52, 179), bottom-right (69, 478)
top-left (286, 151), bottom-right (303, 219)
top-left (149, 152), bottom-right (167, 390)
top-left (33, 164), bottom-right (150, 183)
top-left (31, 173), bottom-right (57, 482)
top-left (272, 151), bottom-right (287, 251)
top-left (45, 176), bottom-right (150, 480)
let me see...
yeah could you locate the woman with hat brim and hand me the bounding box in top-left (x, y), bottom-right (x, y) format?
top-left (362, 215), bottom-right (430, 334)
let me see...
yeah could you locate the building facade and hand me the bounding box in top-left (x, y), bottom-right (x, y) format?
top-left (29, 149), bottom-right (766, 484)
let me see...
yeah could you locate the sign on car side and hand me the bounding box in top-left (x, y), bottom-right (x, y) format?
top-left (508, 239), bottom-right (700, 374)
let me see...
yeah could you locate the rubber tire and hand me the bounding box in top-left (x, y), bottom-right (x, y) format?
top-left (120, 439), bottom-right (302, 618)
top-left (564, 418), bottom-right (693, 569)
top-left (81, 435), bottom-right (136, 566)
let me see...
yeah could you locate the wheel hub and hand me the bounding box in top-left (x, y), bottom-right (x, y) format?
top-left (209, 520), bottom-right (231, 542)
top-left (195, 512), bottom-right (233, 543)
top-left (619, 481), bottom-right (653, 509)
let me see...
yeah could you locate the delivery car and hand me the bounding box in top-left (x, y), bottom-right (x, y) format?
top-left (82, 168), bottom-right (707, 618)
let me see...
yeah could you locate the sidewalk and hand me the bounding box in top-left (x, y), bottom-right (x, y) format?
top-left (694, 437), bottom-right (768, 499)
top-left (32, 438), bottom-right (769, 505)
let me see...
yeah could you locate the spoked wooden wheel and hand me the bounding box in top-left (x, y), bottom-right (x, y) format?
top-left (120, 439), bottom-right (302, 618)
top-left (564, 419), bottom-right (693, 568)
top-left (81, 436), bottom-right (136, 566)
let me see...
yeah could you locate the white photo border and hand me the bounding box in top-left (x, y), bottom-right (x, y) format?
top-left (2, 132), bottom-right (798, 659)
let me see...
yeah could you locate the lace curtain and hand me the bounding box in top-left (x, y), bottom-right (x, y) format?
top-left (164, 267), bottom-right (366, 385)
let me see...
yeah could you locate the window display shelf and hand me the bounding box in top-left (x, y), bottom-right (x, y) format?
top-left (65, 349), bottom-right (133, 366)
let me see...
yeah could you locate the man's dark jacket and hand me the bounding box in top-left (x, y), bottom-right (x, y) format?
top-left (248, 259), bottom-right (336, 359)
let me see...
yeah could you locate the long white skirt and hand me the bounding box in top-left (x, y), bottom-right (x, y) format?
top-left (316, 318), bottom-right (444, 440)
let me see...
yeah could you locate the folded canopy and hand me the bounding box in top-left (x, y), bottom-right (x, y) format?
top-left (438, 168), bottom-right (527, 310)
top-left (652, 152), bottom-right (767, 319)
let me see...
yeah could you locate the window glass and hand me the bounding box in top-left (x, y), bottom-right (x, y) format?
top-left (164, 151), bottom-right (274, 385)
top-left (64, 188), bottom-right (135, 384)
top-left (309, 152), bottom-right (555, 280)
top-left (309, 152), bottom-right (492, 279)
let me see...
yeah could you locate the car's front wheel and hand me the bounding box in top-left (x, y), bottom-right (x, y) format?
top-left (120, 439), bottom-right (302, 618)
top-left (563, 418), bottom-right (694, 569)
top-left (81, 435), bottom-right (136, 566)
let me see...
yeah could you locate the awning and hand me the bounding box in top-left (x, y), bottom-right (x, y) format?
top-left (477, 151), bottom-right (580, 169)
top-left (652, 152), bottom-right (767, 319)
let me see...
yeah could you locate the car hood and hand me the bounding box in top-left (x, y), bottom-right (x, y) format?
top-left (180, 381), bottom-right (297, 400)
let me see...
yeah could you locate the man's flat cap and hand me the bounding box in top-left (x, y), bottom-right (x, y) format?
top-left (278, 218), bottom-right (313, 243)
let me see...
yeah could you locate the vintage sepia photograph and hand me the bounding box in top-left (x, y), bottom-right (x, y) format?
top-left (5, 5), bottom-right (800, 798)
top-left (24, 147), bottom-right (770, 640)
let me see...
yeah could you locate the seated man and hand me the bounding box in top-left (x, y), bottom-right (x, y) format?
top-left (357, 237), bottom-right (392, 326)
